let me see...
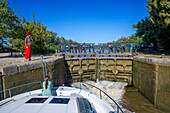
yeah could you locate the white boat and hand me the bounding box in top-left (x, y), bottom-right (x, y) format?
top-left (0, 57), bottom-right (124, 113)
top-left (0, 81), bottom-right (124, 113)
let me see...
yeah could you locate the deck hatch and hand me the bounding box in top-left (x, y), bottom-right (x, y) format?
top-left (49, 98), bottom-right (70, 104)
top-left (25, 98), bottom-right (48, 103)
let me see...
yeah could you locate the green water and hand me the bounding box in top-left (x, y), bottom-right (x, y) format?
top-left (120, 87), bottom-right (166, 113)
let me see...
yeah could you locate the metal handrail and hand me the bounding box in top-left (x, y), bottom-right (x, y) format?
top-left (80, 82), bottom-right (124, 113)
top-left (0, 81), bottom-right (42, 99)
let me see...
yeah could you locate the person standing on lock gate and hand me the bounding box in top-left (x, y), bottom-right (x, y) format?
top-left (25, 32), bottom-right (33, 61)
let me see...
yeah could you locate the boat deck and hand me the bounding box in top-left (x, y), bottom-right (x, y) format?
top-left (0, 86), bottom-right (115, 113)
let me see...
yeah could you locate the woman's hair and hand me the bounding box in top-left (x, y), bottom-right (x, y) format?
top-left (26, 32), bottom-right (32, 36)
top-left (45, 76), bottom-right (49, 89)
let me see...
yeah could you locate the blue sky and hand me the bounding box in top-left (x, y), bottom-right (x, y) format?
top-left (8, 0), bottom-right (150, 44)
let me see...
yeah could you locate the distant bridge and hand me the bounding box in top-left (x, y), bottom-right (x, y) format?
top-left (56, 43), bottom-right (140, 54)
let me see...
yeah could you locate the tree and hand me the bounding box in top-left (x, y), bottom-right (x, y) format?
top-left (60, 37), bottom-right (68, 43)
top-left (0, 0), bottom-right (20, 50)
top-left (112, 41), bottom-right (116, 44)
top-left (68, 39), bottom-right (74, 44)
top-left (132, 17), bottom-right (170, 52)
top-left (132, 18), bottom-right (158, 45)
top-left (1, 0), bottom-right (78, 53)
top-left (128, 35), bottom-right (143, 44)
top-left (55, 36), bottom-right (61, 44)
top-left (147, 0), bottom-right (170, 28)
top-left (146, 0), bottom-right (170, 53)
top-left (114, 35), bottom-right (141, 44)
top-left (116, 36), bottom-right (128, 43)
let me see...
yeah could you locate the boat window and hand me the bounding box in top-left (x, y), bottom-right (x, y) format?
top-left (25, 98), bottom-right (48, 103)
top-left (49, 98), bottom-right (70, 104)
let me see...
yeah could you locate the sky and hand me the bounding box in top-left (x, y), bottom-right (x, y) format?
top-left (8, 0), bottom-right (150, 44)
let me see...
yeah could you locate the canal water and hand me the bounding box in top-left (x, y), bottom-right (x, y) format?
top-left (121, 88), bottom-right (165, 113)
top-left (72, 80), bottom-right (165, 113)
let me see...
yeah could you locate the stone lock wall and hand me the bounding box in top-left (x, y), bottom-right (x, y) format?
top-left (133, 60), bottom-right (157, 103)
top-left (156, 65), bottom-right (170, 112)
top-left (65, 57), bottom-right (133, 85)
top-left (133, 56), bottom-right (170, 112)
top-left (0, 57), bottom-right (65, 99)
top-left (2, 68), bottom-right (44, 98)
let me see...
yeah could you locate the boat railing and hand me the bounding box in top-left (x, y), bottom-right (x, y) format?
top-left (0, 81), bottom-right (42, 100)
top-left (80, 82), bottom-right (124, 113)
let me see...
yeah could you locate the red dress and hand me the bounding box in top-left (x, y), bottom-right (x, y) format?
top-left (25, 45), bottom-right (32, 60)
top-left (25, 36), bottom-right (33, 60)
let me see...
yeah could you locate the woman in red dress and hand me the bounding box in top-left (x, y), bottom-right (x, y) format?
top-left (25, 32), bottom-right (33, 61)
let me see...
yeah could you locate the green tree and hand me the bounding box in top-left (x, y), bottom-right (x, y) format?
top-left (44, 31), bottom-right (58, 53)
top-left (146, 0), bottom-right (170, 53)
top-left (0, 0), bottom-right (20, 50)
top-left (116, 36), bottom-right (128, 43)
top-left (68, 39), bottom-right (74, 43)
top-left (55, 36), bottom-right (61, 44)
top-left (1, 0), bottom-right (78, 53)
top-left (147, 0), bottom-right (170, 28)
top-left (112, 41), bottom-right (116, 44)
top-left (115, 35), bottom-right (141, 44)
top-left (132, 17), bottom-right (170, 52)
top-left (60, 37), bottom-right (68, 43)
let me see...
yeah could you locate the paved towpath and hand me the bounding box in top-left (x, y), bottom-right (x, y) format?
top-left (0, 53), bottom-right (63, 75)
top-left (0, 53), bottom-right (58, 67)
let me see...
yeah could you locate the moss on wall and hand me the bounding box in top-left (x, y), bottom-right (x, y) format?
top-left (156, 65), bottom-right (170, 112)
top-left (133, 60), bottom-right (157, 103)
top-left (1, 59), bottom-right (65, 98)
top-left (133, 60), bottom-right (170, 112)
top-left (52, 61), bottom-right (65, 86)
top-left (2, 67), bottom-right (44, 98)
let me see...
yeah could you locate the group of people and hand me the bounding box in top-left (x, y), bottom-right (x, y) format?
top-left (25, 32), bottom-right (53, 96)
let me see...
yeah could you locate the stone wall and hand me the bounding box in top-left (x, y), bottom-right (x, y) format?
top-left (133, 60), bottom-right (157, 103)
top-left (156, 65), bottom-right (170, 111)
top-left (133, 56), bottom-right (170, 112)
top-left (65, 57), bottom-right (133, 85)
top-left (0, 56), bottom-right (65, 98)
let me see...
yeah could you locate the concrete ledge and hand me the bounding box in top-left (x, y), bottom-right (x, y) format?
top-left (0, 56), bottom-right (64, 76)
top-left (18, 62), bottom-right (29, 72)
top-left (0, 65), bottom-right (18, 75)
top-left (133, 56), bottom-right (170, 66)
top-left (32, 61), bottom-right (43, 69)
